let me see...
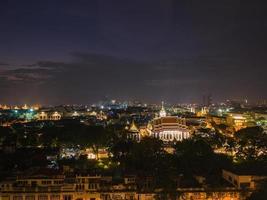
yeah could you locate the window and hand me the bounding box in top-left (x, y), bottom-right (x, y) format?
top-left (50, 195), bottom-right (60, 200)
top-left (13, 196), bottom-right (23, 200)
top-left (63, 195), bottom-right (72, 200)
top-left (18, 181), bottom-right (27, 185)
top-left (234, 180), bottom-right (238, 186)
top-left (31, 181), bottom-right (37, 186)
top-left (53, 181), bottom-right (63, 185)
top-left (89, 183), bottom-right (97, 190)
top-left (41, 181), bottom-right (52, 185)
top-left (240, 182), bottom-right (250, 189)
top-left (2, 195), bottom-right (10, 200)
top-left (25, 196), bottom-right (35, 200)
top-left (76, 184), bottom-right (85, 190)
top-left (38, 195), bottom-right (48, 200)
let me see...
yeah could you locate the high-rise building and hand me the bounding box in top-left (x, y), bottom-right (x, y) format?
top-left (202, 94), bottom-right (212, 107)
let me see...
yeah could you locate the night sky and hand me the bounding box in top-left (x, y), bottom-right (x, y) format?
top-left (0, 0), bottom-right (266, 105)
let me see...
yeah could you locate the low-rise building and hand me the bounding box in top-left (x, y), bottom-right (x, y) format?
top-left (226, 112), bottom-right (256, 132)
top-left (0, 173), bottom-right (251, 200)
top-left (222, 169), bottom-right (267, 190)
top-left (37, 111), bottom-right (62, 121)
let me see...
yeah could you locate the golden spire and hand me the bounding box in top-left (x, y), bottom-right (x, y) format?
top-left (159, 101), bottom-right (166, 117)
top-left (129, 120), bottom-right (139, 132)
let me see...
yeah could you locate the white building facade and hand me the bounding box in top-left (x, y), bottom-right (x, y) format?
top-left (149, 103), bottom-right (190, 142)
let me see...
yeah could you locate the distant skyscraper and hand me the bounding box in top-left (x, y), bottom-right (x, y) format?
top-left (202, 94), bottom-right (212, 107)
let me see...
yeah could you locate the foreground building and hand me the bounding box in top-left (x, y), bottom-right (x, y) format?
top-left (222, 170), bottom-right (267, 190)
top-left (0, 174), bottom-right (101, 200)
top-left (0, 172), bottom-right (251, 200)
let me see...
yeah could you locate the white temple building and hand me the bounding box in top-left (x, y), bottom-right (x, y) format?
top-left (37, 111), bottom-right (62, 121)
top-left (149, 102), bottom-right (190, 142)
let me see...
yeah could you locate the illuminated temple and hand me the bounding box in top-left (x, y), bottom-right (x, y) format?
top-left (148, 102), bottom-right (190, 142)
top-left (125, 102), bottom-right (191, 143)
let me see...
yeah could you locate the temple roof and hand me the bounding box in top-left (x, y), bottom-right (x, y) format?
top-left (129, 120), bottom-right (139, 132)
top-left (152, 116), bottom-right (187, 128)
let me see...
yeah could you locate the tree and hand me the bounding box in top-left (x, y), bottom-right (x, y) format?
top-left (109, 137), bottom-right (135, 166)
top-left (235, 127), bottom-right (267, 162)
top-left (83, 126), bottom-right (110, 160)
top-left (174, 137), bottom-right (232, 183)
top-left (174, 138), bottom-right (214, 175)
top-left (109, 136), bottom-right (166, 175)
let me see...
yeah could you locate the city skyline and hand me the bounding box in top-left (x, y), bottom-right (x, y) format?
top-left (0, 1), bottom-right (267, 104)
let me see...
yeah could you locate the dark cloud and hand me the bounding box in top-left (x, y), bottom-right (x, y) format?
top-left (0, 1), bottom-right (266, 104)
top-left (0, 62), bottom-right (9, 66)
top-left (0, 52), bottom-right (265, 105)
top-left (0, 67), bottom-right (54, 82)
